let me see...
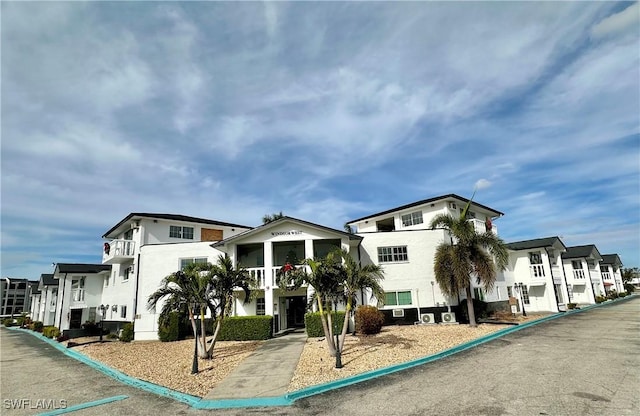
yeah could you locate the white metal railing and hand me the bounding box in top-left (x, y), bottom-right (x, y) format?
top-left (248, 268), bottom-right (266, 289)
top-left (271, 265), bottom-right (308, 287)
top-left (529, 264), bottom-right (545, 278)
top-left (71, 288), bottom-right (85, 302)
top-left (573, 269), bottom-right (585, 279)
top-left (468, 219), bottom-right (498, 235)
top-left (601, 272), bottom-right (611, 280)
top-left (103, 239), bottom-right (135, 262)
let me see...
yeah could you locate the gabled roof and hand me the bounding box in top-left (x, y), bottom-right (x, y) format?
top-left (102, 213), bottom-right (252, 238)
top-left (211, 216), bottom-right (362, 248)
top-left (54, 263), bottom-right (111, 275)
top-left (506, 236), bottom-right (566, 251)
top-left (601, 254), bottom-right (623, 266)
top-left (562, 245), bottom-right (602, 261)
top-left (40, 273), bottom-right (57, 286)
top-left (346, 194), bottom-right (504, 224)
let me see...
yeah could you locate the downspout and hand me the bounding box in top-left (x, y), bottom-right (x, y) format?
top-left (560, 256), bottom-right (571, 304)
top-left (586, 258), bottom-right (597, 303)
top-left (132, 252), bottom-right (142, 320)
top-left (58, 273), bottom-right (68, 329)
top-left (544, 247), bottom-right (561, 312)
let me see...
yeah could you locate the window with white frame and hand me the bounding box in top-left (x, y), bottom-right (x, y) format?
top-left (89, 307), bottom-right (97, 322)
top-left (571, 260), bottom-right (582, 270)
top-left (180, 257), bottom-right (208, 271)
top-left (71, 277), bottom-right (85, 302)
top-left (120, 305), bottom-right (127, 319)
top-left (169, 225), bottom-right (194, 240)
top-left (104, 273), bottom-right (110, 287)
top-left (377, 246), bottom-right (408, 263)
top-left (520, 285), bottom-right (530, 305)
top-left (529, 252), bottom-right (542, 265)
top-left (256, 298), bottom-right (265, 315)
top-left (384, 290), bottom-right (412, 306)
top-left (473, 287), bottom-right (485, 301)
top-left (401, 211), bottom-right (423, 227)
top-left (507, 286), bottom-right (513, 298)
top-left (122, 266), bottom-right (133, 282)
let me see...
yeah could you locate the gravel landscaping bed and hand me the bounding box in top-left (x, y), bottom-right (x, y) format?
top-left (73, 316), bottom-right (544, 398)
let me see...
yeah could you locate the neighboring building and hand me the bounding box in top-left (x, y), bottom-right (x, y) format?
top-left (1, 278), bottom-right (36, 317)
top-left (34, 274), bottom-right (59, 325)
top-left (600, 254), bottom-right (623, 293)
top-left (52, 263), bottom-right (111, 331)
top-left (347, 194), bottom-right (505, 323)
top-left (562, 245), bottom-right (604, 304)
top-left (503, 237), bottom-right (569, 313)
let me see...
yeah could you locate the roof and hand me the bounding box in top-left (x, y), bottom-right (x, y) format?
top-left (562, 245), bottom-right (602, 260)
top-left (601, 254), bottom-right (623, 266)
top-left (211, 216), bottom-right (363, 248)
top-left (54, 263), bottom-right (112, 275)
top-left (506, 236), bottom-right (566, 251)
top-left (102, 213), bottom-right (252, 238)
top-left (40, 273), bottom-right (58, 286)
top-left (346, 194), bottom-right (504, 224)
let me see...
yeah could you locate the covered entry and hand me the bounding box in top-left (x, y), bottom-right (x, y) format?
top-left (286, 296), bottom-right (306, 328)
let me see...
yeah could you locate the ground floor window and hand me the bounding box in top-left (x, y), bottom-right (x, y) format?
top-left (554, 284), bottom-right (564, 303)
top-left (521, 286), bottom-right (530, 305)
top-left (507, 286), bottom-right (513, 298)
top-left (88, 307), bottom-right (97, 322)
top-left (384, 290), bottom-right (412, 306)
top-left (473, 287), bottom-right (485, 301)
top-left (180, 257), bottom-right (208, 271)
top-left (256, 298), bottom-right (265, 315)
top-left (120, 305), bottom-right (127, 319)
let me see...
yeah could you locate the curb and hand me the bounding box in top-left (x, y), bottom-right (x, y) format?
top-left (6, 294), bottom-right (637, 409)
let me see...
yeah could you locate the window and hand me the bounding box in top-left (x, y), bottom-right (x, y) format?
top-left (71, 277), bottom-right (85, 302)
top-left (461, 208), bottom-right (476, 219)
top-left (520, 285), bottom-right (530, 305)
top-left (571, 260), bottom-right (582, 270)
top-left (384, 291), bottom-right (412, 306)
top-left (554, 284), bottom-right (563, 303)
top-left (169, 225), bottom-right (194, 240)
top-left (601, 265), bottom-right (609, 273)
top-left (122, 266), bottom-right (133, 282)
top-left (377, 246), bottom-right (408, 263)
top-left (529, 252), bottom-right (542, 265)
top-left (180, 257), bottom-right (208, 271)
top-left (256, 298), bottom-right (265, 316)
top-left (473, 287), bottom-right (485, 301)
top-left (88, 307), bottom-right (97, 322)
top-left (401, 211), bottom-right (423, 227)
top-left (120, 305), bottom-right (127, 319)
top-left (507, 286), bottom-right (513, 298)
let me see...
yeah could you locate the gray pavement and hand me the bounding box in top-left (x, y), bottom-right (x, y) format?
top-left (204, 330), bottom-right (307, 399)
top-left (1, 297), bottom-right (639, 415)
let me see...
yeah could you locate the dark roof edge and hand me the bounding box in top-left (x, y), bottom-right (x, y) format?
top-left (346, 194), bottom-right (504, 224)
top-left (505, 236), bottom-right (567, 250)
top-left (102, 213), bottom-right (252, 238)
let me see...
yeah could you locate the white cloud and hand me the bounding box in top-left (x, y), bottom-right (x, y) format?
top-left (474, 179), bottom-right (492, 191)
top-left (591, 3), bottom-right (640, 39)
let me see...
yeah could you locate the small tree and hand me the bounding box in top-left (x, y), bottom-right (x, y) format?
top-left (622, 267), bottom-right (639, 292)
top-left (262, 211), bottom-right (285, 224)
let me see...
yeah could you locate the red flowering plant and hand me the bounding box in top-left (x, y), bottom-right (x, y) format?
top-left (276, 262), bottom-right (307, 289)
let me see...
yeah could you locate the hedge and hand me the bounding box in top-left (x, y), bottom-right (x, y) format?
top-left (305, 311), bottom-right (346, 338)
top-left (120, 322), bottom-right (134, 342)
top-left (43, 326), bottom-right (60, 338)
top-left (216, 316), bottom-right (273, 341)
top-left (158, 311), bottom-right (181, 342)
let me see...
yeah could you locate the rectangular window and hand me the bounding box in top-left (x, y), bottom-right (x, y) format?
top-left (104, 273), bottom-right (110, 287)
top-left (122, 267), bottom-right (132, 282)
top-left (384, 291), bottom-right (412, 306)
top-left (473, 287), bottom-right (485, 301)
top-left (377, 246), bottom-right (408, 263)
top-left (521, 285), bottom-right (530, 305)
top-left (256, 298), bottom-right (265, 316)
top-left (401, 211), bottom-right (424, 227)
top-left (88, 307), bottom-right (97, 322)
top-left (529, 252), bottom-right (542, 265)
top-left (169, 225), bottom-right (194, 240)
top-left (507, 286), bottom-right (513, 298)
top-left (554, 284), bottom-right (564, 303)
top-left (180, 257), bottom-right (208, 271)
top-left (571, 260), bottom-right (582, 270)
top-left (120, 305), bottom-right (127, 319)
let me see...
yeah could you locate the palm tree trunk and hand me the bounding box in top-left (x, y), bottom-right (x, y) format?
top-left (338, 301), bottom-right (352, 352)
top-left (206, 318), bottom-right (222, 357)
top-left (316, 295), bottom-right (336, 356)
top-left (465, 285), bottom-right (477, 327)
top-left (199, 308), bottom-right (210, 359)
top-left (189, 309), bottom-right (208, 358)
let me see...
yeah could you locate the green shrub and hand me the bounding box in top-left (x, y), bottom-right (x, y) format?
top-left (158, 311), bottom-right (181, 342)
top-left (567, 303), bottom-right (577, 310)
top-left (595, 295), bottom-right (607, 304)
top-left (43, 326), bottom-right (60, 338)
top-left (106, 333), bottom-right (119, 339)
top-left (33, 321), bottom-right (44, 332)
top-left (305, 311), bottom-right (346, 338)
top-left (619, 292), bottom-right (628, 298)
top-left (2, 318), bottom-right (16, 327)
top-left (16, 313), bottom-right (31, 327)
top-left (216, 316), bottom-right (273, 341)
top-left (120, 323), bottom-right (134, 342)
top-left (355, 306), bottom-right (384, 335)
top-left (624, 283), bottom-right (635, 293)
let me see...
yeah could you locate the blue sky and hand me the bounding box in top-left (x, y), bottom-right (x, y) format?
top-left (2, 1), bottom-right (639, 280)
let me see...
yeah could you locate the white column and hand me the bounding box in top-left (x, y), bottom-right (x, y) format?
top-left (264, 242), bottom-right (274, 316)
top-left (304, 239), bottom-right (314, 261)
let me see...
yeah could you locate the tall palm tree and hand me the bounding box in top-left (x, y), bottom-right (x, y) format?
top-left (429, 200), bottom-right (508, 327)
top-left (147, 262), bottom-right (213, 358)
top-left (332, 249), bottom-right (385, 351)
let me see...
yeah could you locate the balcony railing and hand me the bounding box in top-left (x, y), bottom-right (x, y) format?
top-left (71, 288), bottom-right (85, 303)
top-left (601, 272), bottom-right (611, 280)
top-left (103, 239), bottom-right (136, 264)
top-left (468, 219), bottom-right (498, 235)
top-left (529, 264), bottom-right (545, 278)
top-left (573, 269), bottom-right (585, 279)
top-left (248, 268), bottom-right (267, 289)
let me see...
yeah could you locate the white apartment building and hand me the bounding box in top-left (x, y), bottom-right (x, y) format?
top-left (562, 245), bottom-right (604, 304)
top-left (600, 254), bottom-right (624, 294)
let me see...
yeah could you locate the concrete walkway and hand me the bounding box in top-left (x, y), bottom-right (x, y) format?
top-left (204, 330), bottom-right (308, 400)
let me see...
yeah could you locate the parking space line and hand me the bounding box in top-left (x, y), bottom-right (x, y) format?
top-left (36, 395), bottom-right (129, 416)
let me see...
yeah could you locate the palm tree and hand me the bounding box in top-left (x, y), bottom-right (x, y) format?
top-left (262, 211), bottom-right (284, 224)
top-left (429, 199), bottom-right (508, 327)
top-left (332, 249), bottom-right (384, 351)
top-left (147, 262), bottom-right (213, 358)
top-left (205, 254), bottom-right (253, 357)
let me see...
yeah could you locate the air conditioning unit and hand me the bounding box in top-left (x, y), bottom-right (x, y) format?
top-left (449, 202), bottom-right (457, 210)
top-left (392, 308), bottom-right (405, 318)
top-left (420, 313), bottom-right (435, 324)
top-left (441, 312), bottom-right (457, 324)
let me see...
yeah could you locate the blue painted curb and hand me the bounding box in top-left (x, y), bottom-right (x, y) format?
top-left (6, 294), bottom-right (636, 409)
top-left (37, 395), bottom-right (128, 416)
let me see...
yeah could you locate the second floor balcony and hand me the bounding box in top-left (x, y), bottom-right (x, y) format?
top-left (468, 219), bottom-right (498, 235)
top-left (529, 264), bottom-right (545, 279)
top-left (573, 269), bottom-right (586, 280)
top-left (601, 272), bottom-right (611, 280)
top-left (71, 288), bottom-right (85, 303)
top-left (103, 239), bottom-right (135, 264)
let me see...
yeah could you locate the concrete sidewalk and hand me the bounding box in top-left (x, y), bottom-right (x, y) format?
top-left (204, 330), bottom-right (308, 400)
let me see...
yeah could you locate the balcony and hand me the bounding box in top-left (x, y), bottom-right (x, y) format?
top-left (71, 288), bottom-right (85, 303)
top-left (573, 269), bottom-right (586, 279)
top-left (248, 268), bottom-right (268, 289)
top-left (529, 264), bottom-right (545, 279)
top-left (601, 272), bottom-right (611, 280)
top-left (103, 239), bottom-right (135, 264)
top-left (468, 219), bottom-right (498, 235)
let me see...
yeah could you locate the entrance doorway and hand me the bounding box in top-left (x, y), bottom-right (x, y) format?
top-left (70, 309), bottom-right (83, 329)
top-left (286, 296), bottom-right (306, 328)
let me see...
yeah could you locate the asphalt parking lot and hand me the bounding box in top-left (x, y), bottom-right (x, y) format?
top-left (1, 297), bottom-right (638, 415)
